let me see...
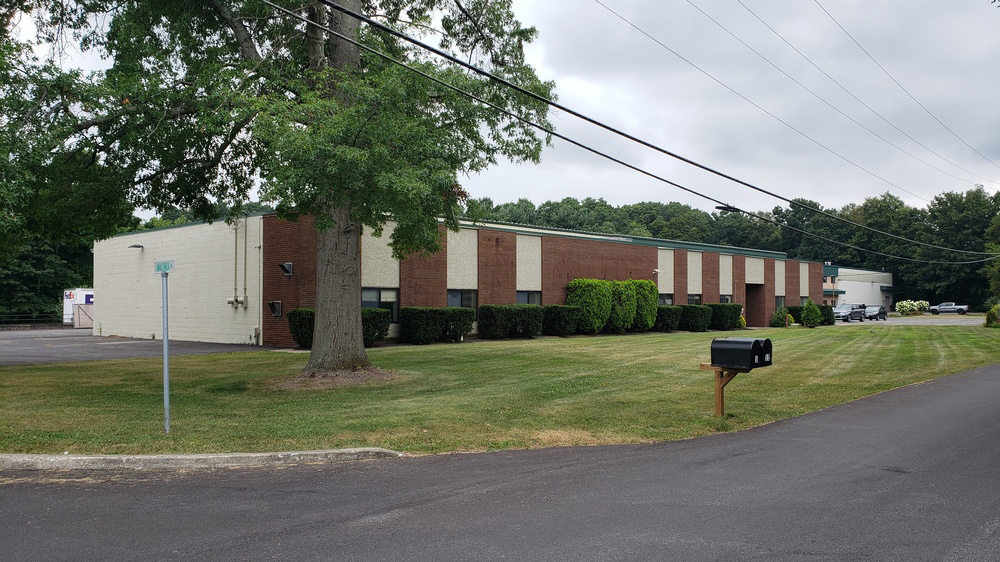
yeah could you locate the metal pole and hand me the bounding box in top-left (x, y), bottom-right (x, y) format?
top-left (162, 271), bottom-right (170, 434)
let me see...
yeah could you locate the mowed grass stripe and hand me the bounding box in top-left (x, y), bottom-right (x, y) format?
top-left (1, 325), bottom-right (998, 455)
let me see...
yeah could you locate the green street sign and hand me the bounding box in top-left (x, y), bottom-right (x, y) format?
top-left (154, 260), bottom-right (175, 274)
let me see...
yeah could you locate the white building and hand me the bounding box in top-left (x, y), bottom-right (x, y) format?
top-left (822, 265), bottom-right (894, 308)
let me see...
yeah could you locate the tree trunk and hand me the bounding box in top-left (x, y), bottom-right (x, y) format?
top-left (303, 0), bottom-right (370, 376)
top-left (304, 205), bottom-right (371, 375)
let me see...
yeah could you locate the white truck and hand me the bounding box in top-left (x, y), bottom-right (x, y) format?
top-left (929, 302), bottom-right (969, 315)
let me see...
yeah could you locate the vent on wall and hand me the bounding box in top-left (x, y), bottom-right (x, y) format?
top-left (279, 262), bottom-right (293, 276)
top-left (267, 301), bottom-right (282, 317)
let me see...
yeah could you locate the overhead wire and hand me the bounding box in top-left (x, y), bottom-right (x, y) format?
top-left (591, 0), bottom-right (999, 234)
top-left (684, 0), bottom-right (988, 193)
top-left (256, 0), bottom-right (1000, 265)
top-left (813, 0), bottom-right (1000, 173)
top-left (735, 0), bottom-right (1000, 188)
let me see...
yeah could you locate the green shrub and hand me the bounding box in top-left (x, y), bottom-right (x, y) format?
top-left (629, 279), bottom-right (658, 332)
top-left (985, 303), bottom-right (1000, 328)
top-left (654, 305), bottom-right (683, 332)
top-left (478, 305), bottom-right (544, 339)
top-left (786, 305), bottom-right (803, 324)
top-left (605, 280), bottom-right (637, 334)
top-left (739, 314), bottom-right (746, 328)
top-left (707, 303), bottom-right (743, 330)
top-left (895, 300), bottom-right (930, 314)
top-left (819, 304), bottom-right (835, 325)
top-left (801, 299), bottom-right (822, 328)
top-left (678, 304), bottom-right (712, 332)
top-left (399, 307), bottom-right (445, 345)
top-left (441, 307), bottom-right (475, 342)
top-left (288, 307), bottom-right (390, 348)
top-left (770, 307), bottom-right (790, 328)
top-left (361, 308), bottom-right (391, 347)
top-left (542, 305), bottom-right (580, 336)
top-left (566, 279), bottom-right (613, 334)
top-left (287, 308), bottom-right (315, 349)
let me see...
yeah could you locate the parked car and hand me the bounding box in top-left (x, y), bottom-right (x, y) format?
top-left (833, 303), bottom-right (866, 322)
top-left (929, 302), bottom-right (969, 315)
top-left (865, 305), bottom-right (887, 320)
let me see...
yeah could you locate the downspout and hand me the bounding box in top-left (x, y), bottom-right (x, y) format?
top-left (243, 216), bottom-right (248, 309)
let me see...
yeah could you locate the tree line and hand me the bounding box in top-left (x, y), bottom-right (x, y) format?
top-left (465, 187), bottom-right (1000, 310)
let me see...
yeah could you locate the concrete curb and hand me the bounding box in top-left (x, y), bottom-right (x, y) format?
top-left (0, 447), bottom-right (406, 471)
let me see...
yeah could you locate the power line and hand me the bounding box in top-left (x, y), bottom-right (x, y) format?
top-left (684, 0), bottom-right (992, 192)
top-left (813, 0), bottom-right (1000, 173)
top-left (735, 0), bottom-right (1000, 188)
top-left (258, 0), bottom-right (1000, 264)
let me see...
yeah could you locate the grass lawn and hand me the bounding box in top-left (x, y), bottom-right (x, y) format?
top-left (2, 324), bottom-right (998, 455)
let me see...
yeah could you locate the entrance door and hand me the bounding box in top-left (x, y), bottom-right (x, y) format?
top-left (745, 284), bottom-right (766, 327)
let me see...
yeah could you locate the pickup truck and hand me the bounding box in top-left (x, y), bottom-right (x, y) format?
top-left (929, 302), bottom-right (969, 314)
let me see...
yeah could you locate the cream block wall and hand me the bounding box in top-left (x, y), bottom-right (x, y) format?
top-left (447, 227), bottom-right (478, 289)
top-left (361, 222), bottom-right (399, 287)
top-left (746, 257), bottom-right (765, 284)
top-left (93, 218), bottom-right (263, 344)
top-left (657, 249), bottom-right (674, 293)
top-left (719, 254), bottom-right (733, 296)
top-left (800, 263), bottom-right (810, 297)
top-left (687, 251), bottom-right (703, 295)
top-left (775, 260), bottom-right (785, 296)
top-left (516, 234), bottom-right (542, 291)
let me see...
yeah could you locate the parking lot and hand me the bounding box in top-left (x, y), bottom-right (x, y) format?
top-left (0, 329), bottom-right (273, 366)
top-left (834, 313), bottom-right (984, 327)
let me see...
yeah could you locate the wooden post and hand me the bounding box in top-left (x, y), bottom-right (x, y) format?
top-left (700, 363), bottom-right (749, 417)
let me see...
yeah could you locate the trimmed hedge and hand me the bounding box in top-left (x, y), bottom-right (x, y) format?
top-left (819, 304), bottom-right (835, 325)
top-left (801, 299), bottom-right (822, 328)
top-left (566, 279), bottom-right (612, 334)
top-left (287, 308), bottom-right (315, 349)
top-left (361, 308), bottom-right (391, 347)
top-left (605, 280), bottom-right (637, 334)
top-left (707, 303), bottom-right (743, 330)
top-left (399, 307), bottom-right (475, 344)
top-left (654, 305), bottom-right (683, 332)
top-left (786, 305), bottom-right (803, 324)
top-left (542, 305), bottom-right (580, 336)
top-left (629, 279), bottom-right (658, 332)
top-left (678, 304), bottom-right (713, 332)
top-left (287, 307), bottom-right (390, 348)
top-left (478, 304), bottom-right (544, 339)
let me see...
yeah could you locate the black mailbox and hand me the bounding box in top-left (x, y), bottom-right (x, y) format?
top-left (710, 338), bottom-right (772, 371)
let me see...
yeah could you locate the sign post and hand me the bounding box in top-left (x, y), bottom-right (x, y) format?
top-left (154, 261), bottom-right (174, 433)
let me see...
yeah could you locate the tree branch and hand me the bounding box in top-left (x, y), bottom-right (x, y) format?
top-left (205, 0), bottom-right (264, 63)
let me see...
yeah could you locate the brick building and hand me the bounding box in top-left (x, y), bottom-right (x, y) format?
top-left (93, 215), bottom-right (824, 347)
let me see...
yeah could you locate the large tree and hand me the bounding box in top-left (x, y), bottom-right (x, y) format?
top-left (10, 1), bottom-right (554, 374)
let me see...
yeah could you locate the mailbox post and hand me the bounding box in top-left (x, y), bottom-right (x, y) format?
top-left (701, 338), bottom-right (772, 416)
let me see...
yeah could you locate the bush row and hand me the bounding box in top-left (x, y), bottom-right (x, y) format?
top-left (287, 308), bottom-right (392, 349)
top-left (399, 307), bottom-right (476, 345)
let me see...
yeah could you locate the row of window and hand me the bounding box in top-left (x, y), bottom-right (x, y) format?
top-left (363, 288), bottom-right (811, 324)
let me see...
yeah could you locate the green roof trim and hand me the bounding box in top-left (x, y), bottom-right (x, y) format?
top-left (823, 264), bottom-right (839, 277)
top-left (880, 286), bottom-right (896, 292)
top-left (824, 289), bottom-right (847, 295)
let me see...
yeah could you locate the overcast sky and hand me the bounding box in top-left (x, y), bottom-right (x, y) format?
top-left (467, 0), bottom-right (1000, 214)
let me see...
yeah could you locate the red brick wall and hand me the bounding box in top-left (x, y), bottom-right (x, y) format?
top-left (541, 237), bottom-right (657, 304)
top-left (764, 258), bottom-right (776, 325)
top-left (732, 255), bottom-right (746, 307)
top-left (261, 215), bottom-right (317, 348)
top-left (702, 252), bottom-right (720, 304)
top-left (785, 260), bottom-right (800, 304)
top-left (673, 249), bottom-right (688, 304)
top-left (478, 229), bottom-right (517, 305)
top-left (400, 225), bottom-right (448, 307)
top-left (809, 262), bottom-right (823, 304)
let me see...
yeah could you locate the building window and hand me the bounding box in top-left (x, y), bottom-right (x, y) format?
top-left (688, 294), bottom-right (702, 305)
top-left (362, 288), bottom-right (399, 323)
top-left (658, 293), bottom-right (673, 306)
top-left (516, 291), bottom-right (542, 305)
top-left (447, 289), bottom-right (478, 310)
top-left (801, 297), bottom-right (809, 306)
top-left (720, 294), bottom-right (733, 303)
top-left (775, 295), bottom-right (785, 309)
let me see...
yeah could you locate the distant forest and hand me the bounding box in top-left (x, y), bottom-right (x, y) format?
top-left (464, 187), bottom-right (1000, 309)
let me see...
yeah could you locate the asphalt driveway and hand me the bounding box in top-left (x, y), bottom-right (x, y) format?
top-left (0, 329), bottom-right (274, 366)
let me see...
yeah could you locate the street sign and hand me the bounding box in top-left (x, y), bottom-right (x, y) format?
top-left (154, 260), bottom-right (175, 274)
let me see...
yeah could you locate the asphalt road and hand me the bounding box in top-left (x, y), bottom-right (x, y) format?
top-left (5, 364), bottom-right (1000, 561)
top-left (0, 329), bottom-right (273, 366)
